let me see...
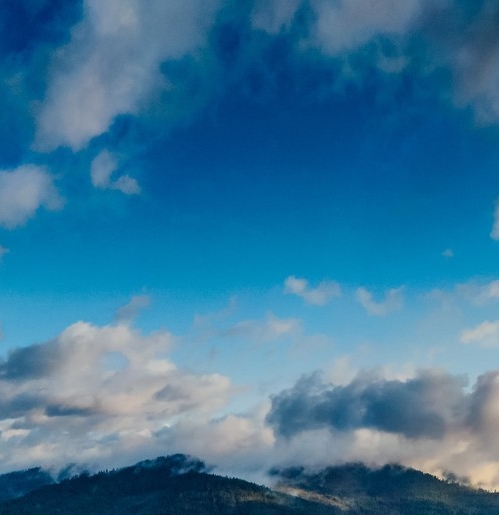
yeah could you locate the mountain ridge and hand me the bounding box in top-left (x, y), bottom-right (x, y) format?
top-left (0, 454), bottom-right (498, 514)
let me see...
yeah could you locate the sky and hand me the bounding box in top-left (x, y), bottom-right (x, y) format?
top-left (3, 0), bottom-right (499, 489)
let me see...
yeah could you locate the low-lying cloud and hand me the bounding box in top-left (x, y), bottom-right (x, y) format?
top-left (266, 368), bottom-right (499, 488)
top-left (4, 309), bottom-right (499, 488)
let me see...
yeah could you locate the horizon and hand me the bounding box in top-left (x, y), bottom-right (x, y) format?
top-left (2, 0), bottom-right (499, 490)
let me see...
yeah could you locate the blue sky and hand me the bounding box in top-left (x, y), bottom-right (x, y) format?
top-left (3, 0), bottom-right (499, 488)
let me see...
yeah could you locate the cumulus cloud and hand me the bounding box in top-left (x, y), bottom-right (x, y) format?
top-left (0, 165), bottom-right (63, 228)
top-left (90, 149), bottom-right (140, 194)
top-left (0, 320), bottom-right (232, 472)
top-left (284, 276), bottom-right (341, 306)
top-left (355, 286), bottom-right (404, 316)
top-left (266, 368), bottom-right (499, 488)
top-left (267, 370), bottom-right (467, 440)
top-left (35, 0), bottom-right (222, 151)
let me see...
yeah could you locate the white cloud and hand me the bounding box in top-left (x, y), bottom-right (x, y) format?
top-left (0, 246), bottom-right (9, 259)
top-left (29, 0), bottom-right (499, 156)
top-left (442, 248), bottom-right (454, 258)
top-left (35, 0), bottom-right (222, 151)
top-left (0, 165), bottom-right (63, 228)
top-left (355, 286), bottom-right (404, 316)
top-left (284, 276), bottom-right (342, 305)
top-left (0, 320), bottom-right (233, 472)
top-left (164, 405), bottom-right (275, 479)
top-left (90, 150), bottom-right (140, 195)
top-left (461, 320), bottom-right (499, 348)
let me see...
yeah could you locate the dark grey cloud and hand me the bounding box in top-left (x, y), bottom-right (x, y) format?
top-left (466, 369), bottom-right (499, 434)
top-left (264, 368), bottom-right (499, 488)
top-left (44, 404), bottom-right (96, 418)
top-left (154, 384), bottom-right (188, 402)
top-left (0, 340), bottom-right (61, 381)
top-left (267, 370), bottom-right (469, 440)
top-left (0, 392), bottom-right (46, 419)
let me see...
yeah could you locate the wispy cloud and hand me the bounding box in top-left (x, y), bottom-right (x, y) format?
top-left (224, 313), bottom-right (301, 345)
top-left (254, 0), bottom-right (499, 129)
top-left (491, 199), bottom-right (499, 240)
top-left (355, 286), bottom-right (404, 316)
top-left (461, 320), bottom-right (499, 348)
top-left (115, 295), bottom-right (151, 325)
top-left (284, 276), bottom-right (341, 306)
top-left (456, 279), bottom-right (499, 305)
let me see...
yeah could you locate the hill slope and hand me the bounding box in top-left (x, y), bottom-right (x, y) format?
top-left (272, 463), bottom-right (499, 514)
top-left (0, 468), bottom-right (54, 502)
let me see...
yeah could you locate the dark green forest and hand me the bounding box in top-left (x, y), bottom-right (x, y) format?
top-left (0, 455), bottom-right (498, 514)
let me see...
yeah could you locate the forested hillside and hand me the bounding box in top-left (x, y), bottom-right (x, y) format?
top-left (0, 455), bottom-right (498, 514)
